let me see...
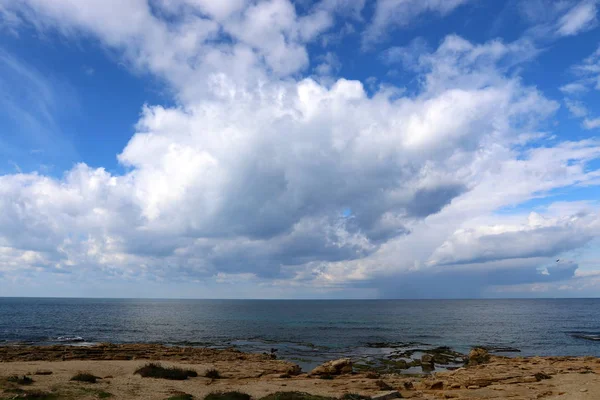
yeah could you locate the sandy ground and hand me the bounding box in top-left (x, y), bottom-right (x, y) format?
top-left (2, 345), bottom-right (600, 399)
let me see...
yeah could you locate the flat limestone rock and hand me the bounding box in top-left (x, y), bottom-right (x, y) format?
top-left (309, 358), bottom-right (353, 376)
top-left (371, 390), bottom-right (402, 400)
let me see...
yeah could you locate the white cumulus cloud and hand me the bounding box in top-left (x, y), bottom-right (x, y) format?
top-left (0, 0), bottom-right (599, 297)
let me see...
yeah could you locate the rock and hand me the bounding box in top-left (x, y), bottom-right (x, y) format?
top-left (429, 381), bottom-right (444, 390)
top-left (534, 372), bottom-right (551, 381)
top-left (580, 388), bottom-right (588, 392)
top-left (421, 354), bottom-right (435, 371)
top-left (286, 365), bottom-right (302, 376)
top-left (390, 359), bottom-right (409, 369)
top-left (309, 358), bottom-right (353, 376)
top-left (403, 381), bottom-right (414, 390)
top-left (375, 380), bottom-right (394, 390)
top-left (481, 346), bottom-right (521, 353)
top-left (371, 391), bottom-right (402, 400)
top-left (421, 355), bottom-right (435, 372)
top-left (468, 348), bottom-right (490, 366)
top-left (422, 365), bottom-right (435, 373)
top-left (34, 370), bottom-right (53, 376)
top-left (467, 385), bottom-right (480, 390)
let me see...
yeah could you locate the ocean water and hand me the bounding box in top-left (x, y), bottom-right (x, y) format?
top-left (1, 298), bottom-right (600, 370)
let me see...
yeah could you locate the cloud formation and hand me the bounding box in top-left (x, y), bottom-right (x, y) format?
top-left (362, 0), bottom-right (471, 48)
top-left (561, 43), bottom-right (600, 130)
top-left (556, 0), bottom-right (598, 36)
top-left (0, 0), bottom-right (599, 297)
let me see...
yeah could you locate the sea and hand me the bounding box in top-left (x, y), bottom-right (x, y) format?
top-left (1, 298), bottom-right (600, 370)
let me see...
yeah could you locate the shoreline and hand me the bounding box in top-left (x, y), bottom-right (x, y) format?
top-left (0, 341), bottom-right (516, 374)
top-left (2, 344), bottom-right (600, 399)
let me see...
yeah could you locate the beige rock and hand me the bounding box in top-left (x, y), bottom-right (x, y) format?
top-left (309, 358), bottom-right (353, 376)
top-left (467, 348), bottom-right (490, 366)
top-left (3, 345), bottom-right (600, 400)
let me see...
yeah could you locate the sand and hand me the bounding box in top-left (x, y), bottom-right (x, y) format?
top-left (2, 344), bottom-right (600, 399)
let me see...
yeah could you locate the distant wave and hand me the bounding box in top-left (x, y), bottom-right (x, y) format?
top-left (570, 332), bottom-right (600, 341)
top-left (55, 336), bottom-right (85, 343)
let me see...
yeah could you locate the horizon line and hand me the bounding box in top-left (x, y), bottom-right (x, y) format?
top-left (2, 296), bottom-right (599, 301)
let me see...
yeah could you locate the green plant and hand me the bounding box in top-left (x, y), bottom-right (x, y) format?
top-left (167, 393), bottom-right (194, 400)
top-left (7, 375), bottom-right (34, 385)
top-left (260, 392), bottom-right (335, 400)
top-left (71, 372), bottom-right (100, 383)
top-left (204, 392), bottom-right (251, 400)
top-left (204, 368), bottom-right (221, 379)
top-left (1, 390), bottom-right (59, 399)
top-left (134, 363), bottom-right (197, 380)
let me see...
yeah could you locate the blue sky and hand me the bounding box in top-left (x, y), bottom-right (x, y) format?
top-left (1, 0), bottom-right (600, 299)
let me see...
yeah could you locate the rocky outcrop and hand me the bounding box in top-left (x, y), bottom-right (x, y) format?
top-left (370, 391), bottom-right (402, 400)
top-left (420, 354), bottom-right (435, 372)
top-left (309, 358), bottom-right (353, 376)
top-left (467, 347), bottom-right (490, 366)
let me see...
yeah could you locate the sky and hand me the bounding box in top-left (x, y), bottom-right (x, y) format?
top-left (0, 0), bottom-right (600, 299)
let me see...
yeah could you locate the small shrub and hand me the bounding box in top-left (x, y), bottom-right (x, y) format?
top-left (260, 392), bottom-right (335, 400)
top-left (71, 372), bottom-right (100, 383)
top-left (167, 393), bottom-right (193, 400)
top-left (3, 388), bottom-right (26, 394)
top-left (134, 363), bottom-right (197, 380)
top-left (7, 375), bottom-right (34, 385)
top-left (319, 374), bottom-right (333, 380)
top-left (98, 391), bottom-right (114, 398)
top-left (4, 390), bottom-right (59, 399)
top-left (204, 392), bottom-right (251, 400)
top-left (204, 368), bottom-right (221, 379)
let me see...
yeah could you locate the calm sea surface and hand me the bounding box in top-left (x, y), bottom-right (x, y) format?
top-left (1, 298), bottom-right (600, 369)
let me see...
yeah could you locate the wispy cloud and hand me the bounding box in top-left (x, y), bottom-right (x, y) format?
top-left (565, 99), bottom-right (588, 118)
top-left (557, 0), bottom-right (598, 36)
top-left (560, 82), bottom-right (589, 94)
top-left (362, 0), bottom-right (471, 48)
top-left (583, 117), bottom-right (600, 129)
top-left (0, 48), bottom-right (79, 170)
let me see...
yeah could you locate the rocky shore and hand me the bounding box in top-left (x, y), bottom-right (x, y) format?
top-left (1, 344), bottom-right (599, 399)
